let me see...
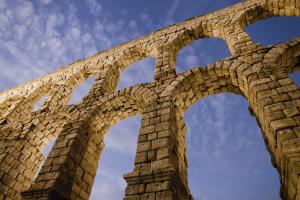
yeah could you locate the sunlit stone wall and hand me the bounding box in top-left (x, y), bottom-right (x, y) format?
top-left (0, 0), bottom-right (299, 199)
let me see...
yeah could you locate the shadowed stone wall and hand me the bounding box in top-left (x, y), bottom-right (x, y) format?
top-left (0, 0), bottom-right (299, 199)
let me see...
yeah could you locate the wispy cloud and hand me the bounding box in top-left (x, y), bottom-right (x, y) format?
top-left (185, 93), bottom-right (278, 199)
top-left (0, 0), bottom-right (145, 90)
top-left (117, 58), bottom-right (155, 90)
top-left (165, 0), bottom-right (181, 25)
top-left (0, 0), bottom-right (92, 87)
top-left (104, 117), bottom-right (141, 155)
top-left (91, 165), bottom-right (126, 200)
top-left (90, 117), bottom-right (141, 200)
top-left (139, 13), bottom-right (155, 30)
top-left (0, 1), bottom-right (148, 197)
top-left (39, 0), bottom-right (51, 5)
top-left (185, 92), bottom-right (272, 173)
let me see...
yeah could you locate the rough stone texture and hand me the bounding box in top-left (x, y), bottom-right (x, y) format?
top-left (0, 0), bottom-right (299, 199)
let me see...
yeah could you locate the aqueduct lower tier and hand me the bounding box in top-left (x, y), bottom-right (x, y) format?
top-left (0, 0), bottom-right (300, 199)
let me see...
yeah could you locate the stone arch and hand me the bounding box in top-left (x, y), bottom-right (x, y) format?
top-left (164, 11), bottom-right (262, 57)
top-left (238, 1), bottom-right (300, 29)
top-left (1, 67), bottom-right (103, 126)
top-left (0, 60), bottom-right (100, 119)
top-left (229, 52), bottom-right (300, 199)
top-left (237, 2), bottom-right (270, 28)
top-left (160, 58), bottom-right (300, 199)
top-left (225, 0), bottom-right (300, 54)
top-left (83, 84), bottom-right (156, 146)
top-left (165, 24), bottom-right (205, 54)
top-left (22, 85), bottom-right (156, 199)
top-left (1, 83), bottom-right (58, 124)
top-left (162, 61), bottom-right (244, 113)
top-left (157, 61), bottom-right (246, 197)
top-left (93, 43), bottom-right (157, 94)
top-left (165, 23), bottom-right (231, 56)
top-left (234, 0), bottom-right (300, 52)
top-left (26, 111), bottom-right (71, 149)
top-left (154, 28), bottom-right (234, 82)
top-left (66, 86), bottom-right (156, 199)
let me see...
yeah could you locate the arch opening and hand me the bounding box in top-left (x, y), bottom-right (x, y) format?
top-left (32, 95), bottom-right (48, 112)
top-left (116, 58), bottom-right (155, 90)
top-left (176, 38), bottom-right (230, 73)
top-left (33, 139), bottom-right (56, 180)
top-left (72, 86), bottom-right (152, 199)
top-left (89, 116), bottom-right (141, 200)
top-left (289, 71), bottom-right (300, 88)
top-left (245, 17), bottom-right (300, 47)
top-left (185, 93), bottom-right (281, 200)
top-left (68, 76), bottom-right (96, 104)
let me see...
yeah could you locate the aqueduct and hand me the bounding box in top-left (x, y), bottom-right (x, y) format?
top-left (0, 0), bottom-right (300, 199)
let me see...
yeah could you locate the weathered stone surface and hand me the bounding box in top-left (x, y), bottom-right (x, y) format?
top-left (0, 0), bottom-right (298, 199)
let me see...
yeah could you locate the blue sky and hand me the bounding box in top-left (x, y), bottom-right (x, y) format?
top-left (0, 0), bottom-right (300, 200)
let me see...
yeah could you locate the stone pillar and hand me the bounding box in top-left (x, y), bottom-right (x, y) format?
top-left (247, 74), bottom-right (300, 200)
top-left (154, 46), bottom-right (177, 82)
top-left (0, 138), bottom-right (43, 200)
top-left (123, 97), bottom-right (192, 200)
top-left (21, 120), bottom-right (105, 200)
top-left (223, 26), bottom-right (261, 55)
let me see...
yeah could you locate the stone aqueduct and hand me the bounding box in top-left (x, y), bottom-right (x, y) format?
top-left (0, 0), bottom-right (300, 199)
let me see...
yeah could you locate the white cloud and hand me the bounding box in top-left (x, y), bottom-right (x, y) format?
top-left (45, 13), bottom-right (65, 37)
top-left (40, 0), bottom-right (51, 5)
top-left (86, 0), bottom-right (103, 16)
top-left (0, 0), bottom-right (107, 87)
